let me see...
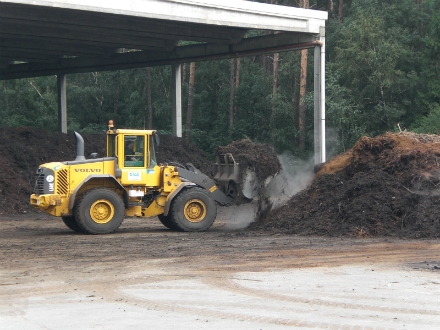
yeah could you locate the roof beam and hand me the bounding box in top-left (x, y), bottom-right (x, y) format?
top-left (0, 18), bottom-right (180, 51)
top-left (0, 35), bottom-right (118, 57)
top-left (0, 3), bottom-right (247, 44)
top-left (0, 33), bottom-right (319, 79)
top-left (0, 0), bottom-right (327, 33)
top-left (0, 51), bottom-right (59, 63)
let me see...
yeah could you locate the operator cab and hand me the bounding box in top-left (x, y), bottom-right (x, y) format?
top-left (106, 121), bottom-right (157, 169)
top-left (106, 121), bottom-right (160, 187)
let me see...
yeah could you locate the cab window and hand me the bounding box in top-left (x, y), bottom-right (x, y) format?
top-left (148, 135), bottom-right (157, 168)
top-left (124, 135), bottom-right (145, 167)
top-left (107, 135), bottom-right (116, 157)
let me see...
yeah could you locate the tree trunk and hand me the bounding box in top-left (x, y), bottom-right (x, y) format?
top-left (327, 0), bottom-right (334, 13)
top-left (299, 0), bottom-right (309, 151)
top-left (146, 68), bottom-right (153, 129)
top-left (292, 66), bottom-right (300, 142)
top-left (299, 49), bottom-right (308, 151)
top-left (338, 0), bottom-right (344, 22)
top-left (113, 72), bottom-right (120, 115)
top-left (114, 86), bottom-right (119, 114)
top-left (271, 52), bottom-right (280, 137)
top-left (182, 63), bottom-right (188, 82)
top-left (262, 55), bottom-right (267, 72)
top-left (418, 0), bottom-right (424, 36)
top-left (229, 59), bottom-right (235, 128)
top-left (234, 58), bottom-right (241, 120)
top-left (185, 62), bottom-right (196, 141)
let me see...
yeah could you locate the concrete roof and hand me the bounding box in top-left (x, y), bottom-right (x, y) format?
top-left (0, 0), bottom-right (328, 79)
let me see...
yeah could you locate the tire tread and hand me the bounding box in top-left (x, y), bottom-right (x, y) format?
top-left (169, 187), bottom-right (217, 232)
top-left (74, 187), bottom-right (125, 234)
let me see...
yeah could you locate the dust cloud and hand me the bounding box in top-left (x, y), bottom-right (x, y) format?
top-left (266, 153), bottom-right (315, 209)
top-left (218, 153), bottom-right (315, 230)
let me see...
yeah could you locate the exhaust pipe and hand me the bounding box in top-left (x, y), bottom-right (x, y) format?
top-left (74, 131), bottom-right (86, 161)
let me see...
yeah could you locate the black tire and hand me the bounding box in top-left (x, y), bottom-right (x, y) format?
top-left (61, 216), bottom-right (83, 233)
top-left (158, 214), bottom-right (176, 230)
top-left (74, 188), bottom-right (125, 234)
top-left (170, 188), bottom-right (217, 232)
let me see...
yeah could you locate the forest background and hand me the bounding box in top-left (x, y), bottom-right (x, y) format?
top-left (1, 0), bottom-right (439, 161)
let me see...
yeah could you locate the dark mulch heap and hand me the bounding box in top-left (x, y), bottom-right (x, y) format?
top-left (5, 126), bottom-right (440, 239)
top-left (155, 134), bottom-right (213, 175)
top-left (251, 132), bottom-right (440, 239)
top-left (0, 127), bottom-right (106, 215)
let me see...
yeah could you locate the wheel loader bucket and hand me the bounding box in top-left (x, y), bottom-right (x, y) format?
top-left (213, 153), bottom-right (240, 182)
top-left (213, 153), bottom-right (256, 200)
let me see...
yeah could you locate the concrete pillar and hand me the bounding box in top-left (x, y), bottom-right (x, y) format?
top-left (171, 64), bottom-right (182, 137)
top-left (57, 74), bottom-right (67, 134)
top-left (320, 33), bottom-right (326, 163)
top-left (314, 43), bottom-right (321, 165)
top-left (314, 28), bottom-right (326, 164)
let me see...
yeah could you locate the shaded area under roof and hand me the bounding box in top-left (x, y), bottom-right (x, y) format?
top-left (0, 0), bottom-right (328, 79)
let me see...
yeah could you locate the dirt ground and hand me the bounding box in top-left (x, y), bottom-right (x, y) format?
top-left (1, 212), bottom-right (440, 329)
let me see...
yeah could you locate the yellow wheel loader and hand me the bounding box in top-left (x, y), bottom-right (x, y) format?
top-left (30, 121), bottom-right (242, 234)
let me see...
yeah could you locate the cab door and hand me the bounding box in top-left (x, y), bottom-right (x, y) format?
top-left (120, 134), bottom-right (160, 187)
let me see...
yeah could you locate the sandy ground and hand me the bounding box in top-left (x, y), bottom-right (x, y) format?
top-left (1, 211), bottom-right (440, 329)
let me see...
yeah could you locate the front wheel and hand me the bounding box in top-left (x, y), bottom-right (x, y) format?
top-left (158, 214), bottom-right (176, 230)
top-left (74, 188), bottom-right (125, 234)
top-left (61, 216), bottom-right (83, 233)
top-left (170, 188), bottom-right (217, 232)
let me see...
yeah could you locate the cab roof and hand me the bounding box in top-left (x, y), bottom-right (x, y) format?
top-left (107, 129), bottom-right (157, 135)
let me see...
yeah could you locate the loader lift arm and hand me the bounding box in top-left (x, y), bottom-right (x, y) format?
top-left (177, 168), bottom-right (235, 205)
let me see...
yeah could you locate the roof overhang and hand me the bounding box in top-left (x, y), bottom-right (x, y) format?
top-left (0, 0), bottom-right (328, 80)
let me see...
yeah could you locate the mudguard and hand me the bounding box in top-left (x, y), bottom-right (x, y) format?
top-left (163, 182), bottom-right (195, 216)
top-left (68, 174), bottom-right (128, 210)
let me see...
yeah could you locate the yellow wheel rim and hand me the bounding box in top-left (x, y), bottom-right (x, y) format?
top-left (184, 199), bottom-right (206, 223)
top-left (90, 199), bottom-right (114, 224)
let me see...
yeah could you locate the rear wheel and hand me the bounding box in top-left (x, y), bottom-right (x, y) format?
top-left (61, 216), bottom-right (83, 233)
top-left (170, 188), bottom-right (217, 232)
top-left (74, 188), bottom-right (125, 234)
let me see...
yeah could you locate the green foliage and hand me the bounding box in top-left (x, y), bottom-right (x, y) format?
top-left (417, 0), bottom-right (440, 110)
top-left (232, 59), bottom-right (273, 142)
top-left (411, 103), bottom-right (440, 134)
top-left (325, 71), bottom-right (365, 154)
top-left (0, 77), bottom-right (58, 131)
top-left (333, 1), bottom-right (422, 135)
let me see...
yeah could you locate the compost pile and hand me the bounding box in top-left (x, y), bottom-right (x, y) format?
top-left (217, 139), bottom-right (281, 181)
top-left (155, 134), bottom-right (213, 175)
top-left (0, 127), bottom-right (212, 214)
top-left (252, 132), bottom-right (440, 238)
